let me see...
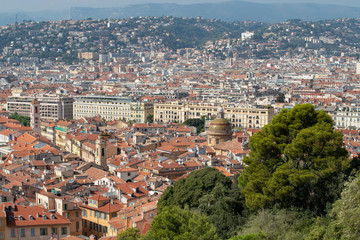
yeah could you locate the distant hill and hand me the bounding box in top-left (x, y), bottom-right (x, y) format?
top-left (70, 0), bottom-right (360, 23)
top-left (0, 10), bottom-right (69, 26)
top-left (1, 0), bottom-right (360, 26)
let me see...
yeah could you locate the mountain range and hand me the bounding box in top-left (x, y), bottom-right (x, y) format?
top-left (1, 0), bottom-right (360, 26)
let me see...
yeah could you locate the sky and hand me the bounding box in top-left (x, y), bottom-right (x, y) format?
top-left (2, 0), bottom-right (360, 13)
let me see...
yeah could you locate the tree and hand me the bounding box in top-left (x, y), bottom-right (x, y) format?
top-left (183, 116), bottom-right (206, 133)
top-left (9, 112), bottom-right (30, 127)
top-left (146, 113), bottom-right (153, 123)
top-left (144, 206), bottom-right (220, 240)
top-left (239, 104), bottom-right (349, 213)
top-left (158, 168), bottom-right (246, 239)
top-left (326, 173), bottom-right (360, 239)
top-left (158, 167), bottom-right (232, 211)
top-left (233, 208), bottom-right (314, 240)
top-left (275, 92), bottom-right (285, 103)
top-left (117, 228), bottom-right (141, 240)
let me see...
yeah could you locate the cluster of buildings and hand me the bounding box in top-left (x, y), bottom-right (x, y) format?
top-left (0, 16), bottom-right (359, 239)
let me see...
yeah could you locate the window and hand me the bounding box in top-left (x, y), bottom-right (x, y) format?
top-left (40, 228), bottom-right (48, 236)
top-left (76, 221), bottom-right (80, 231)
top-left (76, 211), bottom-right (79, 218)
top-left (11, 229), bottom-right (15, 237)
top-left (31, 228), bottom-right (35, 236)
top-left (64, 204), bottom-right (68, 210)
top-left (0, 232), bottom-right (3, 239)
top-left (21, 229), bottom-right (25, 237)
top-left (103, 226), bottom-right (108, 233)
top-left (52, 228), bottom-right (57, 235)
top-left (61, 227), bottom-right (67, 235)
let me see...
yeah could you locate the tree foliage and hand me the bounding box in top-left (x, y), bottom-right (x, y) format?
top-left (234, 208), bottom-right (314, 240)
top-left (239, 104), bottom-right (349, 213)
top-left (275, 92), bottom-right (285, 103)
top-left (326, 173), bottom-right (360, 239)
top-left (146, 113), bottom-right (154, 123)
top-left (144, 206), bottom-right (220, 240)
top-left (158, 167), bottom-right (232, 211)
top-left (117, 228), bottom-right (141, 240)
top-left (9, 112), bottom-right (30, 127)
top-left (183, 116), bottom-right (206, 133)
top-left (158, 168), bottom-right (246, 239)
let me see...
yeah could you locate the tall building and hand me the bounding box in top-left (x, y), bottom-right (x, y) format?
top-left (7, 93), bottom-right (74, 121)
top-left (30, 99), bottom-right (41, 133)
top-left (356, 62), bottom-right (360, 75)
top-left (73, 95), bottom-right (153, 122)
top-left (154, 102), bottom-right (274, 129)
top-left (95, 133), bottom-right (110, 168)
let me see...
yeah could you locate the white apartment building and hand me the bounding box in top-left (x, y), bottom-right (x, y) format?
top-left (154, 102), bottom-right (275, 129)
top-left (73, 95), bottom-right (153, 122)
top-left (333, 107), bottom-right (360, 129)
top-left (7, 94), bottom-right (74, 121)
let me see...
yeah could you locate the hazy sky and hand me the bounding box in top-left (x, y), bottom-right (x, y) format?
top-left (2, 0), bottom-right (360, 12)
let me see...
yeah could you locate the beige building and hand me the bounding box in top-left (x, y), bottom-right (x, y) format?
top-left (2, 203), bottom-right (71, 240)
top-left (7, 92), bottom-right (74, 121)
top-left (154, 102), bottom-right (274, 129)
top-left (73, 95), bottom-right (153, 123)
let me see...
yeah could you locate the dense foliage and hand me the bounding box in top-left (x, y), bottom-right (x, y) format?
top-left (144, 206), bottom-right (219, 240)
top-left (117, 228), bottom-right (141, 240)
top-left (239, 104), bottom-right (349, 213)
top-left (183, 116), bottom-right (206, 133)
top-left (158, 168), bottom-right (246, 239)
top-left (9, 112), bottom-right (30, 127)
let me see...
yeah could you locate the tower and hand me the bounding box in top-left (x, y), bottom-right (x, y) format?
top-left (95, 133), bottom-right (110, 168)
top-left (30, 99), bottom-right (41, 133)
top-left (207, 107), bottom-right (232, 146)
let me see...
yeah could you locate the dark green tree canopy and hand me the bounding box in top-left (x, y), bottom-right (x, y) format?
top-left (239, 104), bottom-right (349, 213)
top-left (117, 227), bottom-right (141, 240)
top-left (158, 167), bottom-right (232, 211)
top-left (144, 206), bottom-right (220, 240)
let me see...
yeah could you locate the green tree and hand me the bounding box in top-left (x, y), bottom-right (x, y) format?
top-left (158, 167), bottom-right (232, 211)
top-left (158, 168), bottom-right (246, 239)
top-left (234, 208), bottom-right (313, 240)
top-left (146, 114), bottom-right (154, 123)
top-left (275, 92), bottom-right (285, 103)
top-left (326, 173), bottom-right (360, 239)
top-left (9, 112), bottom-right (30, 127)
top-left (144, 206), bottom-right (220, 240)
top-left (117, 228), bottom-right (141, 240)
top-left (239, 104), bottom-right (349, 213)
top-left (183, 116), bottom-right (206, 133)
top-left (198, 181), bottom-right (247, 239)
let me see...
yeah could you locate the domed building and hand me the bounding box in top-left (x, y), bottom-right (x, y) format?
top-left (207, 107), bottom-right (232, 146)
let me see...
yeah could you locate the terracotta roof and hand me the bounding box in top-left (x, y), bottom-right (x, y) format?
top-left (4, 204), bottom-right (71, 227)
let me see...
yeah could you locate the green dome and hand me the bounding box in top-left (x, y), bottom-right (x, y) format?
top-left (208, 118), bottom-right (232, 134)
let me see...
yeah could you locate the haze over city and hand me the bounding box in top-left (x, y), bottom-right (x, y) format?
top-left (2, 0), bottom-right (360, 12)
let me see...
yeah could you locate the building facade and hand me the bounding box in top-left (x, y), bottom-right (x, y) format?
top-left (73, 95), bottom-right (153, 123)
top-left (333, 108), bottom-right (360, 129)
top-left (154, 102), bottom-right (275, 129)
top-left (7, 94), bottom-right (74, 121)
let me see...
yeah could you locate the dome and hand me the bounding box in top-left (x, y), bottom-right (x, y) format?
top-left (208, 118), bottom-right (232, 135)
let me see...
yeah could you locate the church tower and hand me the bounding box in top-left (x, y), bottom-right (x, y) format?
top-left (95, 133), bottom-right (110, 168)
top-left (30, 99), bottom-right (41, 133)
